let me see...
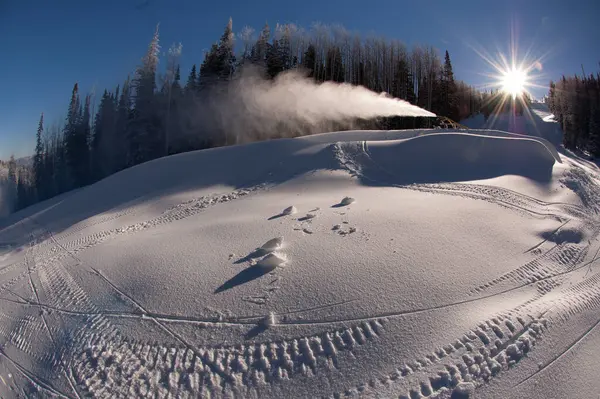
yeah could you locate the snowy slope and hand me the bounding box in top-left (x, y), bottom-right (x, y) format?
top-left (0, 129), bottom-right (599, 398)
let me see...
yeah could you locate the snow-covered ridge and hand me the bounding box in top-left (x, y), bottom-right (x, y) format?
top-left (0, 128), bottom-right (599, 399)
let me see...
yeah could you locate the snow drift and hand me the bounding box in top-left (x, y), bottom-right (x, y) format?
top-left (0, 128), bottom-right (599, 399)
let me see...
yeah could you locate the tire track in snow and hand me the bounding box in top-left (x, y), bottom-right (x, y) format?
top-left (332, 312), bottom-right (548, 398)
top-left (73, 319), bottom-right (386, 397)
top-left (469, 222), bottom-right (600, 297)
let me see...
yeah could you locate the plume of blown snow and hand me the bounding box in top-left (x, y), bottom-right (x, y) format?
top-left (231, 67), bottom-right (434, 122)
top-left (179, 66), bottom-right (435, 145)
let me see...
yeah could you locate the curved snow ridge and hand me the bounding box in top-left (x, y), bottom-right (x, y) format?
top-left (334, 133), bottom-right (559, 186)
top-left (454, 129), bottom-right (562, 163)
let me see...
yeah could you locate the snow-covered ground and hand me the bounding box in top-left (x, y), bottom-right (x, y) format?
top-left (0, 120), bottom-right (599, 398)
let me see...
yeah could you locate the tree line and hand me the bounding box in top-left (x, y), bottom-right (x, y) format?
top-left (547, 68), bottom-right (600, 156)
top-left (3, 19), bottom-right (486, 214)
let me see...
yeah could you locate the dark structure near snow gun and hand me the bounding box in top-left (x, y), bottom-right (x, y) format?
top-left (352, 115), bottom-right (465, 130)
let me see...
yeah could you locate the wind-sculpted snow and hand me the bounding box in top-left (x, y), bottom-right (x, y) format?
top-left (0, 129), bottom-right (599, 398)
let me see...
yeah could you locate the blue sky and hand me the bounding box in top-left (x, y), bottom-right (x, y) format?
top-left (1, 0), bottom-right (599, 159)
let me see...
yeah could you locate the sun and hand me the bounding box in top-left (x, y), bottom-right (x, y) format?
top-left (501, 67), bottom-right (528, 98)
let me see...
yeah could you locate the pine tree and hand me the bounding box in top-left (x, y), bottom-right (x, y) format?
top-left (79, 94), bottom-right (92, 184)
top-left (33, 112), bottom-right (44, 200)
top-left (302, 44), bottom-right (317, 79)
top-left (252, 23), bottom-right (270, 66)
top-left (266, 40), bottom-right (284, 78)
top-left (127, 24), bottom-right (162, 166)
top-left (217, 18), bottom-right (236, 80)
top-left (92, 89), bottom-right (118, 181)
top-left (278, 25), bottom-right (293, 70)
top-left (114, 77), bottom-right (131, 172)
top-left (7, 155), bottom-right (17, 212)
top-left (185, 64), bottom-right (197, 94)
top-left (62, 82), bottom-right (81, 191)
top-left (200, 19), bottom-right (236, 85)
top-left (441, 50), bottom-right (459, 120)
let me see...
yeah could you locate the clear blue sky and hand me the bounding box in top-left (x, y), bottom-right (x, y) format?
top-left (1, 0), bottom-right (599, 159)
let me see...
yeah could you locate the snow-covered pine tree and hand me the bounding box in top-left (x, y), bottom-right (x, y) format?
top-left (200, 18), bottom-right (236, 86)
top-left (127, 24), bottom-right (162, 166)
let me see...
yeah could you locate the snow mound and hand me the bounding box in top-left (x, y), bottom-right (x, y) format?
top-left (282, 206), bottom-right (297, 215)
top-left (339, 196), bottom-right (355, 206)
top-left (256, 252), bottom-right (287, 270)
top-left (335, 132), bottom-right (558, 186)
top-left (260, 236), bottom-right (284, 252)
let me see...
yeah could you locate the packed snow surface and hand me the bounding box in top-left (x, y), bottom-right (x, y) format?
top-left (0, 126), bottom-right (599, 399)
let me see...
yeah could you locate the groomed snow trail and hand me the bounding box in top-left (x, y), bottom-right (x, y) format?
top-left (0, 128), bottom-right (599, 398)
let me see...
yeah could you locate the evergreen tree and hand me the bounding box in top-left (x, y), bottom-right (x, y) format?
top-left (33, 112), bottom-right (45, 200)
top-left (185, 64), bottom-right (197, 94)
top-left (266, 40), bottom-right (284, 78)
top-left (7, 155), bottom-right (17, 212)
top-left (15, 168), bottom-right (33, 211)
top-left (114, 77), bottom-right (131, 172)
top-left (251, 23), bottom-right (270, 66)
top-left (302, 44), bottom-right (318, 79)
top-left (62, 82), bottom-right (81, 190)
top-left (91, 89), bottom-right (118, 181)
top-left (441, 50), bottom-right (459, 120)
top-left (200, 18), bottom-right (236, 85)
top-left (79, 94), bottom-right (92, 184)
top-left (278, 25), bottom-right (294, 70)
top-left (165, 65), bottom-right (182, 155)
top-left (127, 25), bottom-right (162, 166)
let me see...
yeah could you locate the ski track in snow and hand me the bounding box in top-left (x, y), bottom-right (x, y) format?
top-left (0, 138), bottom-right (599, 397)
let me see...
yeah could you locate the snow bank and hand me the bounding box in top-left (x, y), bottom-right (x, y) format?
top-left (336, 132), bottom-right (558, 185)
